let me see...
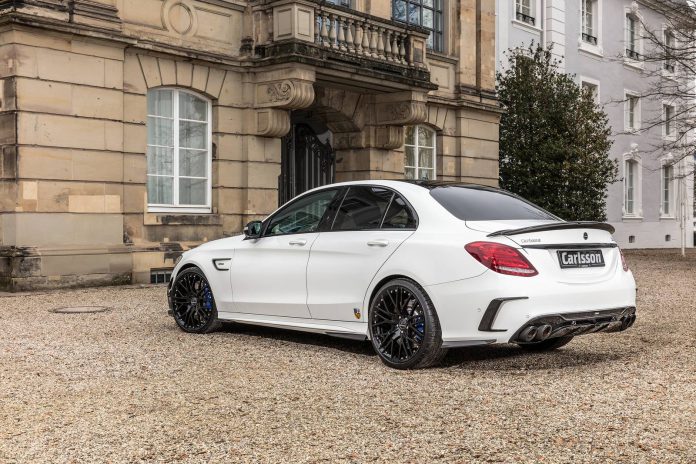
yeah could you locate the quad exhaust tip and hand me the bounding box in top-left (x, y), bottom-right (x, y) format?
top-left (621, 314), bottom-right (636, 330)
top-left (519, 326), bottom-right (538, 342)
top-left (535, 324), bottom-right (553, 341)
top-left (625, 314), bottom-right (636, 329)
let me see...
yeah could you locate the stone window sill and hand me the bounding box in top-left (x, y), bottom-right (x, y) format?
top-left (578, 41), bottom-right (604, 59)
top-left (144, 213), bottom-right (222, 226)
top-left (623, 57), bottom-right (645, 72)
top-left (511, 19), bottom-right (541, 34)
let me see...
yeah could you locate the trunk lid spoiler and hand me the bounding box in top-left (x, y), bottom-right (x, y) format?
top-left (487, 221), bottom-right (615, 237)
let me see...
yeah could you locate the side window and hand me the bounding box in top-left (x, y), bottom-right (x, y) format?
top-left (382, 195), bottom-right (417, 229)
top-left (332, 187), bottom-right (393, 231)
top-left (265, 189), bottom-right (338, 236)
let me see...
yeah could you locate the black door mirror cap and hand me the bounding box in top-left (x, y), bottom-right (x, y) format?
top-left (243, 221), bottom-right (263, 240)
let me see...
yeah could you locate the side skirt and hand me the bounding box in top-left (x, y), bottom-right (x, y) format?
top-left (217, 311), bottom-right (369, 340)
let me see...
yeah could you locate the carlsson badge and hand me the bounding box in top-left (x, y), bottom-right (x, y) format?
top-left (353, 308), bottom-right (361, 319)
top-left (583, 232), bottom-right (589, 240)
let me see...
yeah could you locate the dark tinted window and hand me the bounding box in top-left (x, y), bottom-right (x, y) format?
top-left (430, 186), bottom-right (557, 221)
top-left (332, 187), bottom-right (392, 231)
top-left (382, 195), bottom-right (417, 229)
top-left (266, 189), bottom-right (338, 236)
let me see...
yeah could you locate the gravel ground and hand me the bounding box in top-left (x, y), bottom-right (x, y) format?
top-left (1, 250), bottom-right (695, 463)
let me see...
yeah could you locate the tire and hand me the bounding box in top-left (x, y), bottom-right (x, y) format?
top-left (170, 267), bottom-right (221, 334)
top-left (517, 336), bottom-right (574, 352)
top-left (368, 278), bottom-right (447, 369)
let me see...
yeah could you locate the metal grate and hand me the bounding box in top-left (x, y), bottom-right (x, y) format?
top-left (516, 12), bottom-right (535, 26)
top-left (582, 33), bottom-right (598, 45)
top-left (150, 268), bottom-right (173, 284)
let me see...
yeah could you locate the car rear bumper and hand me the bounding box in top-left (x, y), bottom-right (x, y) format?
top-left (509, 306), bottom-right (636, 344)
top-left (425, 269), bottom-right (637, 345)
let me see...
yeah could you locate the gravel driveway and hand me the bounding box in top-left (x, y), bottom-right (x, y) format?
top-left (1, 250), bottom-right (695, 463)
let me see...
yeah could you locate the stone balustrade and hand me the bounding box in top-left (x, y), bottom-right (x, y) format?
top-left (259, 0), bottom-right (430, 72)
top-left (313, 7), bottom-right (413, 66)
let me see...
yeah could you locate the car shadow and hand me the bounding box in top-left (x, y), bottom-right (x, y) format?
top-left (219, 322), bottom-right (634, 370)
top-left (440, 343), bottom-right (633, 371)
top-left (219, 322), bottom-right (376, 357)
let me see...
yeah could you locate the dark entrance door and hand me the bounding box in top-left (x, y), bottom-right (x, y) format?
top-left (279, 123), bottom-right (336, 205)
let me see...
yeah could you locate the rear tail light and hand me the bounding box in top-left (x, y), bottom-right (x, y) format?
top-left (619, 247), bottom-right (629, 272)
top-left (465, 241), bottom-right (538, 277)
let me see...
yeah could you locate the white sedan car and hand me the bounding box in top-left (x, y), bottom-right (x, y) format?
top-left (167, 180), bottom-right (637, 369)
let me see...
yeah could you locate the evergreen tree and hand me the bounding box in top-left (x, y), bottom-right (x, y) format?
top-left (497, 45), bottom-right (618, 221)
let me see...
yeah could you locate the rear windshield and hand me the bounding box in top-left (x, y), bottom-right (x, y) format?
top-left (430, 186), bottom-right (557, 221)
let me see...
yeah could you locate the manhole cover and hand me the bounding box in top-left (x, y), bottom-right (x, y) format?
top-left (51, 306), bottom-right (110, 314)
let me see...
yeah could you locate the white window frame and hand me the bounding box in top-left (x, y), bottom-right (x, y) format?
top-left (624, 90), bottom-right (641, 132)
top-left (578, 0), bottom-right (603, 58)
top-left (404, 125), bottom-right (437, 181)
top-left (512, 0), bottom-right (540, 32)
top-left (624, 6), bottom-right (644, 70)
top-left (579, 76), bottom-right (600, 104)
top-left (623, 151), bottom-right (642, 219)
top-left (660, 159), bottom-right (675, 218)
top-left (663, 102), bottom-right (677, 140)
top-left (662, 26), bottom-right (677, 77)
top-left (147, 87), bottom-right (213, 214)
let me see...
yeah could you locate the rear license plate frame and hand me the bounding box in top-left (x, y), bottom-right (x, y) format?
top-left (557, 249), bottom-right (605, 269)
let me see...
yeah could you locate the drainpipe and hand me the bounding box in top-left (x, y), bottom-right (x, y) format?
top-left (540, 0), bottom-right (546, 48)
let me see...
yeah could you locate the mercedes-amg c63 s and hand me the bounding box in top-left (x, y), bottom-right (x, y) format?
top-left (167, 181), bottom-right (637, 369)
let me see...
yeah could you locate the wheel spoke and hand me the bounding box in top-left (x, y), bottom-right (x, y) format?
top-left (401, 336), bottom-right (413, 358)
top-left (385, 291), bottom-right (398, 313)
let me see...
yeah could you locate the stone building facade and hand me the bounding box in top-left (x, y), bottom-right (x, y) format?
top-left (0, 0), bottom-right (500, 290)
top-left (496, 0), bottom-right (694, 249)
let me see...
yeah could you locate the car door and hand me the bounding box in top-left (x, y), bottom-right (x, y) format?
top-left (306, 186), bottom-right (418, 322)
top-left (230, 188), bottom-right (339, 318)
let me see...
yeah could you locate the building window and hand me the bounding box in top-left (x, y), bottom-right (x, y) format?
top-left (626, 13), bottom-right (642, 60)
top-left (624, 159), bottom-right (638, 216)
top-left (664, 104), bottom-right (676, 138)
top-left (326, 0), bottom-right (351, 6)
top-left (625, 92), bottom-right (640, 131)
top-left (664, 29), bottom-right (675, 72)
top-left (581, 0), bottom-right (598, 45)
top-left (147, 88), bottom-right (211, 212)
top-left (581, 79), bottom-right (599, 103)
top-left (661, 164), bottom-right (674, 216)
top-left (404, 125), bottom-right (436, 180)
top-left (392, 0), bottom-right (443, 52)
top-left (515, 0), bottom-right (535, 26)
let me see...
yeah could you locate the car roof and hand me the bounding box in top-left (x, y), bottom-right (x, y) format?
top-left (315, 179), bottom-right (504, 192)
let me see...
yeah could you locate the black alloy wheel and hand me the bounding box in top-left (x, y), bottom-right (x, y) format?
top-left (171, 267), bottom-right (221, 334)
top-left (369, 278), bottom-right (447, 369)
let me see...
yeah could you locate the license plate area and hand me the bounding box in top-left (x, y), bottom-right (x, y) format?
top-left (557, 250), bottom-right (605, 269)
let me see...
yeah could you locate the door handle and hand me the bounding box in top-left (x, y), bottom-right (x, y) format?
top-left (367, 239), bottom-right (389, 247)
top-left (289, 239), bottom-right (307, 246)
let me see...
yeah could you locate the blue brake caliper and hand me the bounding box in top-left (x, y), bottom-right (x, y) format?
top-left (202, 283), bottom-right (213, 312)
top-left (414, 316), bottom-right (425, 343)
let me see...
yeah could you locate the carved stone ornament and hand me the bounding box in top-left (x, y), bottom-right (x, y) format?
top-left (162, 0), bottom-right (198, 37)
top-left (256, 80), bottom-right (315, 109)
top-left (256, 109), bottom-right (291, 137)
top-left (375, 101), bottom-right (428, 126)
top-left (374, 126), bottom-right (405, 150)
top-left (267, 81), bottom-right (292, 102)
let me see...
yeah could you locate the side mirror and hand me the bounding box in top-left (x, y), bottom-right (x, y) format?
top-left (243, 220), bottom-right (263, 239)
